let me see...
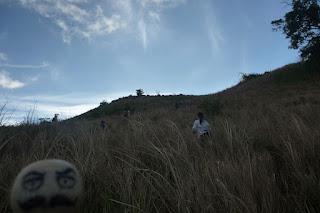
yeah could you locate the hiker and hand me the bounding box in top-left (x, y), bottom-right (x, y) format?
top-left (192, 112), bottom-right (210, 141)
top-left (52, 114), bottom-right (59, 123)
top-left (100, 120), bottom-right (107, 130)
top-left (124, 110), bottom-right (131, 118)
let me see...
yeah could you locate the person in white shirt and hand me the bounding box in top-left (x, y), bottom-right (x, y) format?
top-left (192, 112), bottom-right (210, 140)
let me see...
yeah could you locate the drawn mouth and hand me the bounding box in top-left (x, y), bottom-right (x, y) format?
top-left (49, 194), bottom-right (77, 208)
top-left (19, 195), bottom-right (77, 211)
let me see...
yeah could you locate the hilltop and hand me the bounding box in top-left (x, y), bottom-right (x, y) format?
top-left (73, 62), bottom-right (320, 121)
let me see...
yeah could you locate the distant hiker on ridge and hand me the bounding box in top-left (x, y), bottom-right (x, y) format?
top-left (100, 120), bottom-right (107, 130)
top-left (124, 110), bottom-right (131, 118)
top-left (52, 114), bottom-right (59, 123)
top-left (192, 112), bottom-right (210, 141)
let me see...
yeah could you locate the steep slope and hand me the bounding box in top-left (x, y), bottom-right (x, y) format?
top-left (73, 62), bottom-right (320, 121)
top-left (215, 62), bottom-right (320, 111)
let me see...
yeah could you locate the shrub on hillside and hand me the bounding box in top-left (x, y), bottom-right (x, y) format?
top-left (100, 100), bottom-right (108, 107)
top-left (241, 73), bottom-right (263, 82)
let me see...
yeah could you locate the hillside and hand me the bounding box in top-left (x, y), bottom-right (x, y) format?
top-left (74, 62), bottom-right (320, 121)
top-left (73, 94), bottom-right (204, 120)
top-left (1, 62), bottom-right (320, 213)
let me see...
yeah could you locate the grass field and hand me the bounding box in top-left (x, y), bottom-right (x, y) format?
top-left (0, 62), bottom-right (320, 212)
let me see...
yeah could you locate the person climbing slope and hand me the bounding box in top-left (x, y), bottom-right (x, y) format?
top-left (192, 112), bottom-right (210, 141)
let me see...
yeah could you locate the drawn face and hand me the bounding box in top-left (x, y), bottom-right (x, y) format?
top-left (10, 159), bottom-right (83, 213)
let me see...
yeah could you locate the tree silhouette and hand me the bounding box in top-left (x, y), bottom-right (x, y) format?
top-left (272, 0), bottom-right (320, 62)
top-left (100, 100), bottom-right (108, 106)
top-left (136, 89), bottom-right (144, 96)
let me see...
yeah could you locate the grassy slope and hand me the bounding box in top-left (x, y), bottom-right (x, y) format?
top-left (1, 62), bottom-right (320, 213)
top-left (75, 62), bottom-right (320, 121)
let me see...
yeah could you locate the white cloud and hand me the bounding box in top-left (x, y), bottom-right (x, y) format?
top-left (135, 0), bottom-right (184, 49)
top-left (207, 26), bottom-right (224, 51)
top-left (138, 19), bottom-right (148, 50)
top-left (35, 103), bottom-right (98, 118)
top-left (0, 61), bottom-right (49, 69)
top-left (49, 67), bottom-right (61, 81)
top-left (0, 52), bottom-right (45, 88)
top-left (0, 51), bottom-right (49, 69)
top-left (148, 11), bottom-right (161, 22)
top-left (0, 71), bottom-right (25, 89)
top-left (55, 1), bottom-right (89, 23)
top-left (18, 91), bottom-right (131, 106)
top-left (205, 3), bottom-right (225, 54)
top-left (87, 6), bottom-right (126, 36)
top-left (136, 0), bottom-right (186, 49)
top-left (29, 75), bottom-right (39, 82)
top-left (19, 0), bottom-right (127, 43)
top-left (4, 91), bottom-right (131, 124)
top-left (55, 19), bottom-right (72, 43)
top-left (141, 0), bottom-right (186, 9)
top-left (0, 52), bottom-right (7, 61)
top-left (111, 0), bottom-right (132, 17)
top-left (18, 0), bottom-right (187, 48)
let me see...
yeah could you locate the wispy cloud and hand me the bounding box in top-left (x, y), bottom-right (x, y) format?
top-left (49, 67), bottom-right (61, 81)
top-left (0, 52), bottom-right (45, 88)
top-left (18, 0), bottom-right (186, 48)
top-left (33, 103), bottom-right (98, 118)
top-left (130, 0), bottom-right (184, 50)
top-left (0, 61), bottom-right (49, 69)
top-left (0, 52), bottom-right (8, 61)
top-left (141, 0), bottom-right (186, 9)
top-left (18, 91), bottom-right (132, 106)
top-left (138, 19), bottom-right (148, 50)
top-left (205, 3), bottom-right (225, 54)
top-left (207, 26), bottom-right (224, 52)
top-left (0, 51), bottom-right (49, 69)
top-left (0, 71), bottom-right (25, 89)
top-left (19, 0), bottom-right (126, 44)
top-left (242, 13), bottom-right (253, 29)
top-left (29, 75), bottom-right (39, 82)
top-left (4, 91), bottom-right (131, 124)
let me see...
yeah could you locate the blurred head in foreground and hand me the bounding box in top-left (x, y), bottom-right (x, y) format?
top-left (10, 159), bottom-right (82, 213)
top-left (197, 112), bottom-right (204, 123)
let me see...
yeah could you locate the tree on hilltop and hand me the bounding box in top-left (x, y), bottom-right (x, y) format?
top-left (136, 89), bottom-right (144, 96)
top-left (272, 0), bottom-right (320, 62)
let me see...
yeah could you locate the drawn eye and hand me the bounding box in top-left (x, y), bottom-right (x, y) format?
top-left (56, 167), bottom-right (77, 189)
top-left (57, 176), bottom-right (75, 189)
top-left (22, 171), bottom-right (45, 192)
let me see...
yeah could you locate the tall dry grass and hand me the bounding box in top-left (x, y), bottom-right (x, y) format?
top-left (0, 104), bottom-right (320, 212)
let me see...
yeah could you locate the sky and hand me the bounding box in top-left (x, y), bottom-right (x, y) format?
top-left (0, 0), bottom-right (299, 124)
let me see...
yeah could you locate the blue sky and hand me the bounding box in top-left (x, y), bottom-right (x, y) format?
top-left (0, 0), bottom-right (298, 124)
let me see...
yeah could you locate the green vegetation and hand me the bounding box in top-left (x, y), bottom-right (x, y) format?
top-left (272, 0), bottom-right (320, 62)
top-left (240, 73), bottom-right (263, 82)
top-left (0, 62), bottom-right (320, 212)
top-left (136, 89), bottom-right (144, 97)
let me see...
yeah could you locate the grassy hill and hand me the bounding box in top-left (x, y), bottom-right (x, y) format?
top-left (1, 62), bottom-right (320, 212)
top-left (73, 94), bottom-right (203, 120)
top-left (74, 62), bottom-right (320, 122)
